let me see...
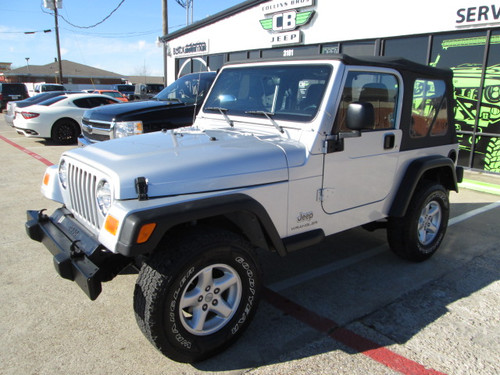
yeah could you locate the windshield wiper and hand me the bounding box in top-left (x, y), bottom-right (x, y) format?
top-left (245, 110), bottom-right (284, 133)
top-left (205, 107), bottom-right (233, 127)
top-left (155, 97), bottom-right (182, 103)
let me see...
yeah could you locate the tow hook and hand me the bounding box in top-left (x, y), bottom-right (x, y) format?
top-left (70, 240), bottom-right (84, 258)
top-left (37, 209), bottom-right (49, 222)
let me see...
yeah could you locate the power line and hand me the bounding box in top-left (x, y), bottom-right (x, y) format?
top-left (43, 0), bottom-right (127, 29)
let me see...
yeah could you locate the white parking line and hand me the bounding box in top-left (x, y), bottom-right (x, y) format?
top-left (269, 200), bottom-right (500, 292)
top-left (448, 200), bottom-right (500, 226)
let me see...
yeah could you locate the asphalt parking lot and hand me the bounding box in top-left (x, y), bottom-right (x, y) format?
top-left (1, 116), bottom-right (499, 375)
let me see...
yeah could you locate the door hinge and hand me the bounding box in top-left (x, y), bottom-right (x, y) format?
top-left (317, 189), bottom-right (324, 202)
top-left (317, 188), bottom-right (334, 202)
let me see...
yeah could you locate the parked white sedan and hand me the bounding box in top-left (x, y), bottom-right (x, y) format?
top-left (13, 93), bottom-right (121, 144)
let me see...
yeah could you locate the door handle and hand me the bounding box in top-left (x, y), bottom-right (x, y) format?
top-left (384, 133), bottom-right (395, 149)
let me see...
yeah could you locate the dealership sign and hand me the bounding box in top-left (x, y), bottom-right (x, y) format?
top-left (259, 0), bottom-right (315, 46)
top-left (455, 4), bottom-right (500, 27)
top-left (170, 41), bottom-right (208, 58)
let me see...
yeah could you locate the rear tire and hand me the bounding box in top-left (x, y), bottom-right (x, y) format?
top-left (387, 181), bottom-right (449, 262)
top-left (51, 119), bottom-right (79, 144)
top-left (133, 228), bottom-right (261, 363)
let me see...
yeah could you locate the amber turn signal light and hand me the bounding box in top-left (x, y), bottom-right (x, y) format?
top-left (104, 215), bottom-right (119, 236)
top-left (137, 223), bottom-right (156, 244)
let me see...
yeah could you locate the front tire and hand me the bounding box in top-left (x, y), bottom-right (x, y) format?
top-left (133, 228), bottom-right (261, 363)
top-left (387, 181), bottom-right (450, 262)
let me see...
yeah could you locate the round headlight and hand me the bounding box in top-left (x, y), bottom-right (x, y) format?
top-left (58, 159), bottom-right (68, 189)
top-left (96, 180), bottom-right (112, 216)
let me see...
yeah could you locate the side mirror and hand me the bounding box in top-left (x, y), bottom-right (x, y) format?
top-left (346, 102), bottom-right (374, 131)
top-left (324, 102), bottom-right (375, 153)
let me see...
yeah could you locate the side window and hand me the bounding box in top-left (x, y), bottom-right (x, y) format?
top-left (334, 71), bottom-right (399, 132)
top-left (73, 98), bottom-right (92, 108)
top-left (411, 79), bottom-right (448, 138)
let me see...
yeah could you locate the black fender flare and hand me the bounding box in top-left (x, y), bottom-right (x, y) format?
top-left (389, 155), bottom-right (462, 218)
top-left (115, 193), bottom-right (285, 257)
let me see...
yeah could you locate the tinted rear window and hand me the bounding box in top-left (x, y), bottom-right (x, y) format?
top-left (2, 84), bottom-right (27, 95)
top-left (43, 85), bottom-right (65, 91)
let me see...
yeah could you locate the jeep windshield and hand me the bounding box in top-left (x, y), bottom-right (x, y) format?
top-left (203, 64), bottom-right (332, 123)
top-left (154, 72), bottom-right (216, 105)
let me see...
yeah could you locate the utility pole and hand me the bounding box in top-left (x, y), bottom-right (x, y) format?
top-left (44, 0), bottom-right (64, 84)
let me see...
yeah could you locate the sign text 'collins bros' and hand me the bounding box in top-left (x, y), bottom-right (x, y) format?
top-left (259, 0), bottom-right (315, 47)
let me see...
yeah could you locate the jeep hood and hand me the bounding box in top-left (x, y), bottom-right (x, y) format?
top-left (66, 129), bottom-right (306, 199)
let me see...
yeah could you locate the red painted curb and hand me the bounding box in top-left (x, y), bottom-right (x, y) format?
top-left (0, 134), bottom-right (54, 166)
top-left (263, 287), bottom-right (446, 375)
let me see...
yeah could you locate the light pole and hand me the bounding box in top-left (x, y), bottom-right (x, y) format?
top-left (163, 0), bottom-right (168, 86)
top-left (25, 57), bottom-right (30, 74)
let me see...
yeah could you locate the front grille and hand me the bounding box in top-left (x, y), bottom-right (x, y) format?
top-left (81, 128), bottom-right (109, 142)
top-left (82, 118), bottom-right (112, 130)
top-left (67, 163), bottom-right (101, 230)
top-left (81, 118), bottom-right (112, 142)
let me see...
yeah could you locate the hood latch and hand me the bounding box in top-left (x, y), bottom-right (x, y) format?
top-left (135, 177), bottom-right (149, 201)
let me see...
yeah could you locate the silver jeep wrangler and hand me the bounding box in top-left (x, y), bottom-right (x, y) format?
top-left (26, 55), bottom-right (463, 363)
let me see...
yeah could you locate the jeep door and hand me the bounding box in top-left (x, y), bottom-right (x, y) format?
top-left (321, 69), bottom-right (402, 214)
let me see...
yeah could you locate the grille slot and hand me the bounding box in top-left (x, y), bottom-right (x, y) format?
top-left (68, 163), bottom-right (100, 230)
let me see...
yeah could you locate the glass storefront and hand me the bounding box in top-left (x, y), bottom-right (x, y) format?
top-left (175, 27), bottom-right (500, 174)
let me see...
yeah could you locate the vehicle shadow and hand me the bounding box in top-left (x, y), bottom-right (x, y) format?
top-left (193, 201), bottom-right (500, 371)
top-left (38, 139), bottom-right (78, 147)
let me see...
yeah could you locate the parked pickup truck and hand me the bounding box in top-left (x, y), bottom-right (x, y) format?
top-left (78, 72), bottom-right (216, 145)
top-left (26, 55), bottom-right (463, 363)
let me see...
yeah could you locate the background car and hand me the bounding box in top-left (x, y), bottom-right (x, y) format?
top-left (0, 83), bottom-right (29, 110)
top-left (134, 83), bottom-right (164, 100)
top-left (29, 83), bottom-right (66, 97)
top-left (79, 72), bottom-right (216, 145)
top-left (13, 93), bottom-right (121, 144)
top-left (4, 91), bottom-right (80, 126)
top-left (93, 89), bottom-right (129, 102)
top-left (114, 84), bottom-right (135, 100)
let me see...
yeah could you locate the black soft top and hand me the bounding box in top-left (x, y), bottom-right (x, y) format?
top-left (337, 55), bottom-right (452, 80)
top-left (224, 54), bottom-right (452, 80)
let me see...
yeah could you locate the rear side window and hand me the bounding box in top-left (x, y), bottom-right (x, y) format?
top-left (73, 98), bottom-right (93, 108)
top-left (411, 79), bottom-right (449, 138)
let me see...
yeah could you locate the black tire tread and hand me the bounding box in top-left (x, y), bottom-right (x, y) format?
top-left (133, 227), bottom-right (261, 362)
top-left (387, 180), bottom-right (449, 262)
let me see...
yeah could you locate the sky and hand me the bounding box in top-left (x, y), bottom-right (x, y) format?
top-left (0, 0), bottom-right (246, 76)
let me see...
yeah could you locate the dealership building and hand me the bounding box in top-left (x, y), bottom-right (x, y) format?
top-left (161, 0), bottom-right (500, 174)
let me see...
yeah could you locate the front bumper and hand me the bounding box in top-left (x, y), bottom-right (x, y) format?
top-left (25, 208), bottom-right (130, 300)
top-left (77, 134), bottom-right (96, 147)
